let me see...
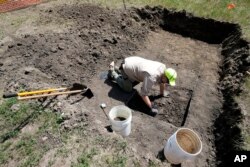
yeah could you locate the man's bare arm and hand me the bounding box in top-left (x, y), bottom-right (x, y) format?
top-left (160, 83), bottom-right (165, 95)
top-left (141, 95), bottom-right (152, 108)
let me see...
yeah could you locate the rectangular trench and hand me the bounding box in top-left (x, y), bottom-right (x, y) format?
top-left (126, 28), bottom-right (222, 166)
top-left (135, 6), bottom-right (250, 167)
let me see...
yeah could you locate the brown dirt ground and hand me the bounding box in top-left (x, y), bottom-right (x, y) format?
top-left (0, 1), bottom-right (246, 167)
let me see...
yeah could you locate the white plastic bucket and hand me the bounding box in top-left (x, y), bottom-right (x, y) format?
top-left (108, 105), bottom-right (132, 137)
top-left (164, 128), bottom-right (202, 164)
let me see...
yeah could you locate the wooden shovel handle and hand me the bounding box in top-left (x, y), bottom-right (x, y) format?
top-left (18, 89), bottom-right (84, 100)
top-left (3, 88), bottom-right (67, 98)
top-left (18, 88), bottom-right (67, 97)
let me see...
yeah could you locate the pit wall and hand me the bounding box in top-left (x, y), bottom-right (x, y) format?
top-left (135, 6), bottom-right (250, 166)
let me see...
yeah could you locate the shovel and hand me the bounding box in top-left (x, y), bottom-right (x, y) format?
top-left (3, 83), bottom-right (94, 100)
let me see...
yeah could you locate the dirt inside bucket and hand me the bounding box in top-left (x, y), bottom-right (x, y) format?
top-left (114, 117), bottom-right (126, 121)
top-left (177, 131), bottom-right (199, 154)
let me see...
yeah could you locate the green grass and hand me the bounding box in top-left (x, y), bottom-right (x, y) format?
top-left (94, 136), bottom-right (127, 152)
top-left (148, 159), bottom-right (159, 167)
top-left (133, 160), bottom-right (141, 167)
top-left (72, 148), bottom-right (98, 167)
top-left (0, 134), bottom-right (46, 167)
top-left (48, 158), bottom-right (56, 167)
top-left (15, 136), bottom-right (37, 155)
top-left (241, 77), bottom-right (250, 150)
top-left (0, 98), bottom-right (29, 140)
top-left (0, 99), bottom-right (66, 166)
top-left (245, 77), bottom-right (250, 90)
top-left (0, 30), bottom-right (4, 40)
top-left (15, 135), bottom-right (46, 167)
top-left (92, 136), bottom-right (128, 166)
top-left (0, 141), bottom-right (12, 164)
top-left (106, 155), bottom-right (127, 167)
top-left (56, 147), bottom-right (70, 157)
top-left (37, 111), bottom-right (63, 133)
top-left (245, 134), bottom-right (250, 150)
top-left (19, 152), bottom-right (44, 167)
top-left (0, 9), bottom-right (39, 42)
top-left (9, 16), bottom-right (29, 29)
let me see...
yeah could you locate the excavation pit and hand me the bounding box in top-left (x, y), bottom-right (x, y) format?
top-left (127, 87), bottom-right (192, 127)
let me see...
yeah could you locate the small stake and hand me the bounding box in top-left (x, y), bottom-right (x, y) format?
top-left (122, 0), bottom-right (126, 10)
top-left (100, 103), bottom-right (109, 120)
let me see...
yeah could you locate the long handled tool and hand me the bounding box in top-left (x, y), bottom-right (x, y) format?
top-left (100, 103), bottom-right (109, 120)
top-left (3, 83), bottom-right (94, 100)
top-left (3, 88), bottom-right (67, 98)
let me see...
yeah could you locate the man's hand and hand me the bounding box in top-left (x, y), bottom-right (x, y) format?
top-left (150, 103), bottom-right (158, 116)
top-left (161, 90), bottom-right (170, 98)
top-left (151, 108), bottom-right (158, 114)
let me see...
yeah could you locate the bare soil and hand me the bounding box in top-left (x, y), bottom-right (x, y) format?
top-left (127, 84), bottom-right (192, 126)
top-left (0, 2), bottom-right (249, 167)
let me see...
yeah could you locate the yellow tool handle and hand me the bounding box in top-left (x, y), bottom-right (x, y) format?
top-left (18, 89), bottom-right (83, 100)
top-left (18, 88), bottom-right (67, 97)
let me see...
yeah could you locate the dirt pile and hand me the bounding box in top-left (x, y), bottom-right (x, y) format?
top-left (134, 6), bottom-right (239, 44)
top-left (0, 5), bottom-right (149, 90)
top-left (215, 29), bottom-right (249, 166)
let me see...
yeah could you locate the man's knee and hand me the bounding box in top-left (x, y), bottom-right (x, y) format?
top-left (116, 78), bottom-right (132, 92)
top-left (122, 79), bottom-right (133, 92)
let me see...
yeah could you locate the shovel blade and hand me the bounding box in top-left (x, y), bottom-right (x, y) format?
top-left (82, 89), bottom-right (94, 99)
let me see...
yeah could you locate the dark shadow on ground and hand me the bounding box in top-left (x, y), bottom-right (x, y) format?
top-left (157, 148), bottom-right (166, 161)
top-left (171, 164), bottom-right (181, 167)
top-left (0, 110), bottom-right (39, 143)
top-left (104, 79), bottom-right (136, 104)
top-left (104, 78), bottom-right (157, 117)
top-left (126, 91), bottom-right (157, 117)
top-left (105, 125), bottom-right (113, 133)
top-left (157, 148), bottom-right (182, 166)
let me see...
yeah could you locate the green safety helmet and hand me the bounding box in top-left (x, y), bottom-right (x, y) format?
top-left (164, 68), bottom-right (177, 86)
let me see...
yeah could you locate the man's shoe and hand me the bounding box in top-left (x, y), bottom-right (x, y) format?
top-left (108, 61), bottom-right (116, 81)
top-left (150, 108), bottom-right (158, 117)
top-left (109, 61), bottom-right (115, 71)
top-left (163, 90), bottom-right (170, 98)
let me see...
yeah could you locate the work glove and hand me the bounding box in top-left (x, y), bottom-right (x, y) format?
top-left (160, 90), bottom-right (170, 98)
top-left (150, 103), bottom-right (158, 116)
